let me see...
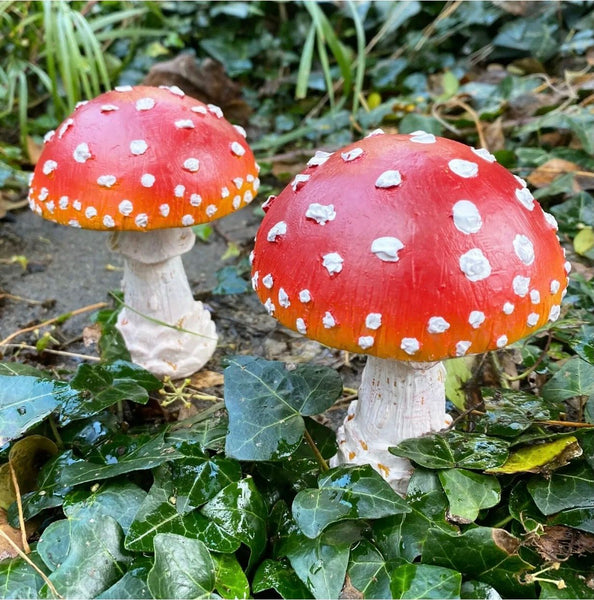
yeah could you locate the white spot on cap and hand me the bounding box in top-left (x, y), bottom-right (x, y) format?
top-left (161, 85), bottom-right (185, 96)
top-left (322, 252), bottom-right (343, 275)
top-left (503, 302), bottom-right (515, 315)
top-left (115, 85), bottom-right (132, 92)
top-left (264, 299), bottom-right (275, 315)
top-left (43, 130), bottom-right (55, 143)
top-left (453, 200), bottom-right (482, 234)
top-left (118, 200), bottom-right (133, 216)
top-left (206, 205), bottom-right (217, 217)
top-left (550, 280), bottom-right (561, 294)
top-left (181, 215), bottom-right (194, 226)
top-left (135, 213), bottom-right (148, 228)
top-left (174, 185), bottom-right (185, 198)
top-left (514, 175), bottom-right (527, 188)
top-left (232, 195), bottom-right (241, 209)
top-left (291, 174), bottom-right (310, 191)
top-left (299, 289), bottom-right (311, 303)
top-left (233, 177), bottom-right (244, 189)
top-left (72, 200), bottom-right (82, 211)
top-left (192, 105), bottom-right (208, 115)
top-left (375, 170), bottom-right (402, 188)
top-left (358, 336), bottom-right (374, 350)
top-left (428, 316), bottom-right (450, 334)
top-left (251, 271), bottom-right (259, 290)
top-left (249, 250), bottom-right (254, 265)
top-left (262, 274), bottom-right (273, 289)
top-left (97, 175), bottom-right (117, 188)
top-left (130, 140), bottom-right (148, 155)
top-left (175, 119), bottom-right (194, 129)
top-left (456, 341), bottom-right (472, 356)
top-left (460, 248), bottom-right (491, 281)
top-left (366, 128), bottom-right (384, 137)
top-left (183, 158), bottom-right (200, 172)
top-left (38, 188), bottom-right (49, 201)
top-left (85, 206), bottom-right (97, 219)
top-left (341, 147), bottom-right (364, 162)
top-left (549, 305), bottom-right (561, 322)
top-left (141, 174), bottom-right (155, 188)
top-left (530, 290), bottom-right (541, 304)
top-left (527, 313), bottom-right (539, 327)
top-left (305, 203), bottom-right (336, 225)
top-left (101, 104), bottom-right (119, 112)
top-left (221, 187), bottom-right (230, 198)
top-left (58, 119), bottom-right (74, 138)
top-left (515, 187), bottom-right (535, 211)
top-left (513, 234), bottom-right (535, 265)
top-left (296, 318), bottom-right (307, 334)
top-left (136, 97), bottom-right (155, 111)
top-left (365, 313), bottom-right (382, 330)
top-left (512, 275), bottom-right (530, 297)
top-left (496, 335), bottom-right (508, 348)
top-left (564, 261), bottom-right (572, 274)
top-left (543, 212), bottom-right (558, 231)
top-left (371, 237), bottom-right (404, 262)
top-left (401, 338), bottom-right (420, 355)
top-left (471, 147), bottom-right (496, 162)
top-left (207, 104), bottom-right (223, 118)
top-left (409, 131), bottom-right (436, 144)
top-left (278, 288), bottom-right (290, 308)
top-left (267, 221), bottom-right (287, 242)
top-left (469, 311), bottom-right (485, 328)
top-left (230, 141), bottom-right (245, 156)
top-left (233, 124), bottom-right (247, 137)
top-left (322, 312), bottom-right (336, 328)
top-left (190, 194), bottom-right (202, 206)
top-left (42, 160), bottom-right (57, 175)
top-left (103, 215), bottom-right (115, 228)
top-left (243, 190), bottom-right (254, 204)
top-left (159, 204), bottom-right (170, 217)
top-left (46, 201), bottom-right (54, 213)
top-left (68, 219), bottom-right (81, 228)
top-left (73, 143), bottom-right (92, 163)
top-left (59, 196), bottom-right (69, 209)
top-left (307, 151), bottom-right (332, 167)
top-left (449, 159), bottom-right (478, 178)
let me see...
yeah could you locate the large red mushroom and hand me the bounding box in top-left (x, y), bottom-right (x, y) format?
top-left (28, 85), bottom-right (259, 378)
top-left (250, 130), bottom-right (568, 493)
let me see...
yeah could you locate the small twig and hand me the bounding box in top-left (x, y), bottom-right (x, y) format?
top-left (0, 293), bottom-right (42, 305)
top-left (304, 427), bottom-right (329, 472)
top-left (0, 302), bottom-right (108, 347)
top-left (8, 462), bottom-right (30, 554)
top-left (0, 530), bottom-right (63, 599)
top-left (3, 343), bottom-right (101, 362)
top-left (444, 98), bottom-right (488, 150)
top-left (502, 332), bottom-right (553, 383)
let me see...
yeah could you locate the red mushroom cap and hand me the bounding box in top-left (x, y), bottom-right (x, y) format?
top-left (28, 85), bottom-right (259, 231)
top-left (250, 131), bottom-right (569, 362)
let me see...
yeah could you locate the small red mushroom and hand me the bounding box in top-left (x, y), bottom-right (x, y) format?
top-left (28, 85), bottom-right (259, 377)
top-left (250, 130), bottom-right (568, 493)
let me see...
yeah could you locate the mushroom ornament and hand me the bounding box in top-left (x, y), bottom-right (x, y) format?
top-left (250, 131), bottom-right (568, 494)
top-left (28, 85), bottom-right (259, 378)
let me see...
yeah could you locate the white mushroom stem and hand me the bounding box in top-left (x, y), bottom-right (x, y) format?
top-left (109, 228), bottom-right (217, 378)
top-left (331, 357), bottom-right (452, 495)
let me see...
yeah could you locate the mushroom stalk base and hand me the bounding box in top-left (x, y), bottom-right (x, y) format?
top-left (331, 357), bottom-right (451, 495)
top-left (110, 228), bottom-right (217, 379)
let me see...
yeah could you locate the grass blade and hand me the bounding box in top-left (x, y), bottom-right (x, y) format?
top-left (296, 22), bottom-right (316, 100)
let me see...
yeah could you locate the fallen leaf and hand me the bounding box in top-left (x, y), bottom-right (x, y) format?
top-left (143, 55), bottom-right (251, 125)
top-left (527, 525), bottom-right (594, 562)
top-left (26, 136), bottom-right (44, 166)
top-left (82, 323), bottom-right (102, 347)
top-left (527, 158), bottom-right (581, 188)
top-left (483, 117), bottom-right (505, 152)
top-left (189, 370), bottom-right (224, 389)
top-left (0, 509), bottom-right (25, 560)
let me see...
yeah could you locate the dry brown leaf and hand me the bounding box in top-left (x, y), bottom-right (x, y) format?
top-left (82, 323), bottom-right (102, 347)
top-left (483, 117), bottom-right (505, 152)
top-left (26, 136), bottom-right (44, 166)
top-left (0, 509), bottom-right (26, 560)
top-left (528, 525), bottom-right (594, 562)
top-left (527, 158), bottom-right (581, 189)
top-left (189, 369), bottom-right (224, 389)
top-left (143, 55), bottom-right (251, 125)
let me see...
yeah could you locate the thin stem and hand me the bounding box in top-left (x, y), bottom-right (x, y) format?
top-left (9, 461), bottom-right (30, 554)
top-left (303, 427), bottom-right (329, 472)
top-left (170, 401), bottom-right (226, 430)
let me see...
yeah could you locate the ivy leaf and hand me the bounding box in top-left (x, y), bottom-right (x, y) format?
top-left (549, 507), bottom-right (594, 533)
top-left (224, 356), bottom-right (342, 461)
top-left (542, 356), bottom-right (594, 402)
top-left (539, 564), bottom-right (594, 599)
top-left (147, 534), bottom-right (215, 599)
top-left (421, 527), bottom-right (534, 598)
top-left (438, 469), bottom-right (501, 523)
top-left (347, 540), bottom-right (392, 599)
top-left (0, 550), bottom-right (49, 599)
top-left (390, 431), bottom-right (509, 470)
top-left (37, 515), bottom-right (131, 599)
top-left (461, 580), bottom-right (503, 599)
top-left (200, 477), bottom-right (267, 570)
top-left (527, 462), bottom-right (594, 515)
top-left (0, 376), bottom-right (77, 445)
top-left (390, 563), bottom-right (462, 599)
top-left (212, 553), bottom-right (250, 599)
top-left (292, 464), bottom-right (410, 538)
top-left (97, 558), bottom-right (152, 599)
top-left (252, 558), bottom-right (313, 599)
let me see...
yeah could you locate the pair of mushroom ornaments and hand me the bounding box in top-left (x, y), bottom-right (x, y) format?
top-left (30, 86), bottom-right (569, 493)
